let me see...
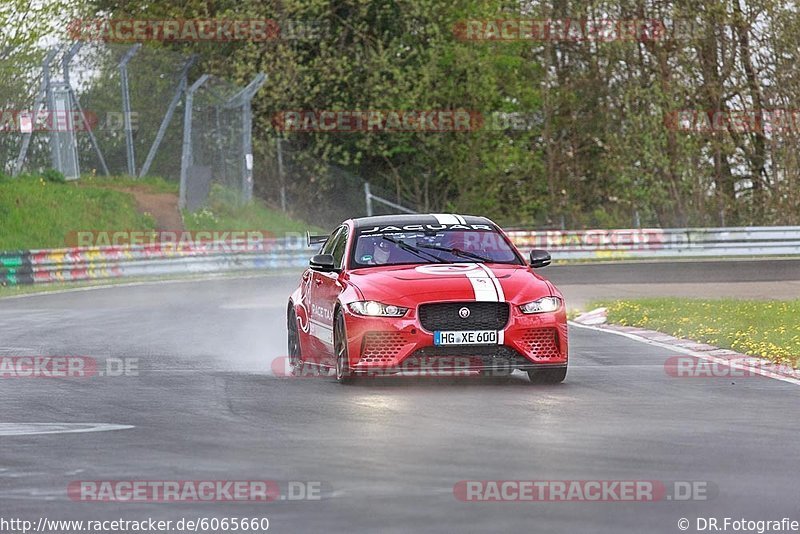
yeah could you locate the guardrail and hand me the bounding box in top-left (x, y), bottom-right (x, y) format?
top-left (506, 226), bottom-right (800, 260)
top-left (1, 226), bottom-right (798, 286)
top-left (0, 239), bottom-right (311, 286)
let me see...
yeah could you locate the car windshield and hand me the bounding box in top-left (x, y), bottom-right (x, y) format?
top-left (350, 228), bottom-right (522, 268)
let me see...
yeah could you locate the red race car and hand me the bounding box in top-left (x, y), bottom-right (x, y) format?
top-left (287, 214), bottom-right (568, 384)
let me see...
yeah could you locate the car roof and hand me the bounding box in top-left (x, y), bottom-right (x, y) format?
top-left (349, 214), bottom-right (495, 230)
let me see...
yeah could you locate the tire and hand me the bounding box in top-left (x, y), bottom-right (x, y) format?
top-left (527, 366), bottom-right (567, 384)
top-left (334, 312), bottom-right (355, 384)
top-left (287, 307), bottom-right (303, 377)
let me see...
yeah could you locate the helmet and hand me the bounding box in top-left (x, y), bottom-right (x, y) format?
top-left (373, 240), bottom-right (391, 264)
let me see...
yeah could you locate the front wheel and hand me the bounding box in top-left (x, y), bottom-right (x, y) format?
top-left (287, 307), bottom-right (304, 376)
top-left (334, 312), bottom-right (355, 384)
top-left (527, 367), bottom-right (567, 384)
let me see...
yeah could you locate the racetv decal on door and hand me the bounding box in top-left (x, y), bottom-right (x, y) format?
top-left (294, 269), bottom-right (336, 341)
top-left (311, 303), bottom-right (334, 321)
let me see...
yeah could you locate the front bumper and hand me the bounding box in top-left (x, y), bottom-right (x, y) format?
top-left (343, 302), bottom-right (568, 375)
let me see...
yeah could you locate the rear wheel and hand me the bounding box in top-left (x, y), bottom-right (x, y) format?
top-left (334, 312), bottom-right (354, 384)
top-left (527, 367), bottom-right (567, 384)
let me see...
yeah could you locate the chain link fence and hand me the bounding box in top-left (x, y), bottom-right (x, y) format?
top-left (1, 43), bottom-right (192, 180)
top-left (67, 42), bottom-right (193, 180)
top-left (181, 74), bottom-right (262, 210)
top-left (1, 42), bottom-right (264, 213)
top-left (257, 137), bottom-right (418, 229)
top-left (2, 41), bottom-right (418, 225)
top-left (0, 47), bottom-right (52, 175)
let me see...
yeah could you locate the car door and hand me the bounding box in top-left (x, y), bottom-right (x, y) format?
top-left (310, 226), bottom-right (349, 367)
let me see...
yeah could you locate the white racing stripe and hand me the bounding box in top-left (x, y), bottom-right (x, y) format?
top-left (464, 265), bottom-right (498, 301)
top-left (477, 263), bottom-right (505, 301)
top-left (462, 263), bottom-right (506, 303)
top-left (432, 214), bottom-right (461, 225)
top-left (476, 264), bottom-right (506, 343)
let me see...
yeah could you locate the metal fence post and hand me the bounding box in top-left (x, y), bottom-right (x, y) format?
top-left (48, 81), bottom-right (80, 179)
top-left (13, 47), bottom-right (59, 176)
top-left (139, 55), bottom-right (197, 178)
top-left (118, 44), bottom-right (141, 176)
top-left (364, 185), bottom-right (416, 214)
top-left (276, 137), bottom-right (286, 211)
top-left (64, 42), bottom-right (110, 176)
top-left (222, 73), bottom-right (266, 205)
top-left (241, 100), bottom-right (253, 203)
top-left (180, 75), bottom-right (209, 210)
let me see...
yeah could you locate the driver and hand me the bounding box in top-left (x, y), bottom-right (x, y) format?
top-left (372, 239), bottom-right (391, 264)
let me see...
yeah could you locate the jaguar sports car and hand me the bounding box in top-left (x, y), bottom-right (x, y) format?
top-left (287, 214), bottom-right (568, 384)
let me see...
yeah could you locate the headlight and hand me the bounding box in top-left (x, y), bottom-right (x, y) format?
top-left (519, 297), bottom-right (561, 314)
top-left (348, 301), bottom-right (408, 317)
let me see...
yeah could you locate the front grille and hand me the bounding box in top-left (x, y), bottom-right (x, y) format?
top-left (359, 332), bottom-right (414, 363)
top-left (519, 328), bottom-right (561, 359)
top-left (418, 302), bottom-right (509, 331)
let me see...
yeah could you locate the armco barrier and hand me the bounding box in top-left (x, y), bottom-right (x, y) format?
top-left (0, 239), bottom-right (312, 286)
top-left (505, 226), bottom-right (800, 260)
top-left (1, 226), bottom-right (798, 286)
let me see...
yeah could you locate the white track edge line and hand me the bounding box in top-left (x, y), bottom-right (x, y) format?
top-left (568, 320), bottom-right (800, 386)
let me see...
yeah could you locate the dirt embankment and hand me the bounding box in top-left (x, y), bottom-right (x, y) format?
top-left (119, 187), bottom-right (183, 230)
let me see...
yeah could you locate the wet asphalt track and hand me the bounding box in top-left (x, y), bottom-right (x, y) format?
top-left (1, 262), bottom-right (800, 534)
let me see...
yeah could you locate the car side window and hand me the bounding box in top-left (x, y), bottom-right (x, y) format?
top-left (320, 227), bottom-right (343, 255)
top-left (319, 226), bottom-right (348, 268)
top-left (330, 227), bottom-right (348, 268)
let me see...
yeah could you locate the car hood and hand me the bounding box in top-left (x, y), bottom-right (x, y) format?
top-left (347, 263), bottom-right (553, 306)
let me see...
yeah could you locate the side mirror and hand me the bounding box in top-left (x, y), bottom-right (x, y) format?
top-left (310, 253), bottom-right (337, 272)
top-left (529, 249), bottom-right (551, 269)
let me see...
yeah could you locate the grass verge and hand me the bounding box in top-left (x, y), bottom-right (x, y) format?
top-left (0, 173), bottom-right (157, 250)
top-left (590, 298), bottom-right (800, 366)
top-left (79, 174), bottom-right (180, 194)
top-left (182, 184), bottom-right (324, 236)
top-left (1, 174), bottom-right (319, 250)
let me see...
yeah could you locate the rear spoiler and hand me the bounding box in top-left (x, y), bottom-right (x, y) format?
top-left (306, 231), bottom-right (329, 248)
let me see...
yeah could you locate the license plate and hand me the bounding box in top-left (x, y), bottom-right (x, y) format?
top-left (434, 330), bottom-right (498, 345)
